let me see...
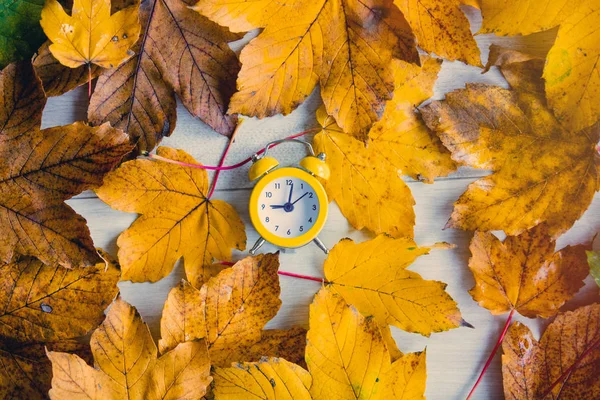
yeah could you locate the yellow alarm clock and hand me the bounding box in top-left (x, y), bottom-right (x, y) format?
top-left (248, 139), bottom-right (330, 255)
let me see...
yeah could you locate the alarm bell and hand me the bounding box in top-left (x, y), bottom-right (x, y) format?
top-left (248, 138), bottom-right (330, 181)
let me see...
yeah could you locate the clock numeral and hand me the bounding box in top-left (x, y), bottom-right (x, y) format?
top-left (265, 192), bottom-right (273, 198)
top-left (286, 179), bottom-right (292, 185)
top-left (299, 226), bottom-right (304, 232)
top-left (261, 204), bottom-right (265, 210)
top-left (287, 229), bottom-right (291, 235)
top-left (265, 217), bottom-right (269, 222)
top-left (275, 225), bottom-right (279, 231)
top-left (309, 192), bottom-right (314, 198)
top-left (274, 183), bottom-right (280, 189)
top-left (308, 217), bottom-right (313, 223)
top-left (312, 205), bottom-right (317, 211)
top-left (301, 183), bottom-right (304, 189)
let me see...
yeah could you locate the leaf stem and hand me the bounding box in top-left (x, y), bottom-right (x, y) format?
top-left (539, 333), bottom-right (600, 399)
top-left (466, 308), bottom-right (516, 400)
top-left (87, 63), bottom-right (92, 99)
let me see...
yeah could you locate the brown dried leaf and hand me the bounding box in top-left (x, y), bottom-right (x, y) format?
top-left (232, 327), bottom-right (307, 369)
top-left (159, 254), bottom-right (282, 366)
top-left (0, 62), bottom-right (134, 268)
top-left (469, 225), bottom-right (589, 318)
top-left (0, 251), bottom-right (120, 342)
top-left (88, 0), bottom-right (241, 152)
top-left (421, 49), bottom-right (600, 237)
top-left (502, 304), bottom-right (600, 399)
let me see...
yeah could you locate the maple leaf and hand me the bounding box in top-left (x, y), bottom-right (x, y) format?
top-left (469, 225), bottom-right (589, 319)
top-left (85, 0), bottom-right (241, 153)
top-left (479, 0), bottom-right (574, 36)
top-left (213, 357), bottom-right (312, 400)
top-left (587, 250), bottom-right (600, 289)
top-left (0, 250), bottom-right (120, 342)
top-left (194, 0), bottom-right (419, 141)
top-left (47, 297), bottom-right (212, 399)
top-left (95, 147), bottom-right (246, 283)
top-left (480, 0), bottom-right (600, 133)
top-left (382, 350), bottom-right (427, 400)
top-left (0, 340), bottom-right (91, 399)
top-left (502, 304), bottom-right (600, 399)
top-left (306, 288), bottom-right (428, 399)
top-left (314, 56), bottom-right (455, 237)
top-left (324, 235), bottom-right (464, 335)
top-left (40, 0), bottom-right (141, 69)
top-left (394, 0), bottom-right (481, 66)
top-left (158, 254), bottom-right (283, 366)
top-left (0, 62), bottom-right (134, 268)
top-left (421, 46), bottom-right (600, 237)
top-left (0, 0), bottom-right (46, 68)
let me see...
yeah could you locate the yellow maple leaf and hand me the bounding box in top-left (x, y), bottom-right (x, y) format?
top-left (159, 254), bottom-right (282, 366)
top-left (213, 357), bottom-right (312, 400)
top-left (480, 0), bottom-right (600, 133)
top-left (421, 47), bottom-right (600, 236)
top-left (193, 0), bottom-right (419, 141)
top-left (382, 350), bottom-right (427, 400)
top-left (469, 225), bottom-right (589, 319)
top-left (314, 56), bottom-right (455, 238)
top-left (47, 297), bottom-right (212, 399)
top-left (502, 304), bottom-right (600, 399)
top-left (480, 0), bottom-right (576, 36)
top-left (394, 0), bottom-right (481, 65)
top-left (95, 147), bottom-right (246, 283)
top-left (324, 235), bottom-right (465, 335)
top-left (306, 288), bottom-right (391, 399)
top-left (40, 0), bottom-right (141, 69)
top-left (544, 1), bottom-right (600, 132)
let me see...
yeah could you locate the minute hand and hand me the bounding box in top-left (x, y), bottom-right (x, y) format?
top-left (291, 192), bottom-right (309, 205)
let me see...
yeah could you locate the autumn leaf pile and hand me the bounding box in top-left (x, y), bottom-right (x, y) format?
top-left (1, 0), bottom-right (600, 398)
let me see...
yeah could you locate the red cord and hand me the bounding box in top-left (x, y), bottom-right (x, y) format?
top-left (277, 270), bottom-right (325, 283)
top-left (142, 127), bottom-right (320, 172)
top-left (466, 308), bottom-right (515, 400)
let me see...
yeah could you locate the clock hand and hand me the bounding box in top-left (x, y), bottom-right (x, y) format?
top-left (288, 182), bottom-right (294, 204)
top-left (270, 205), bottom-right (285, 209)
top-left (291, 192), bottom-right (309, 205)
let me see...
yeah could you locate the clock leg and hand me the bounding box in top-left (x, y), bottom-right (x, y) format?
top-left (313, 237), bottom-right (329, 254)
top-left (249, 237), bottom-right (266, 255)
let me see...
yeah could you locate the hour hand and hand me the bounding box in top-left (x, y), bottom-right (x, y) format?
top-left (270, 205), bottom-right (285, 209)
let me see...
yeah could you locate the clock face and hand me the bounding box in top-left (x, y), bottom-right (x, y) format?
top-left (256, 176), bottom-right (321, 239)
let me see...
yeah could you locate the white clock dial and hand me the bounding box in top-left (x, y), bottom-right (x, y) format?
top-left (256, 176), bottom-right (320, 238)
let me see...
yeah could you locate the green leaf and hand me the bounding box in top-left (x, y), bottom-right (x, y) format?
top-left (586, 250), bottom-right (600, 289)
top-left (0, 0), bottom-right (47, 68)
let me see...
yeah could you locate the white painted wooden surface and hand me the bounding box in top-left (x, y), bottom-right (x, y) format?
top-left (39, 7), bottom-right (600, 400)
